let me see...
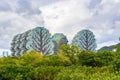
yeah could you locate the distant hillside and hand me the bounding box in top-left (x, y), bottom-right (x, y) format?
top-left (97, 43), bottom-right (120, 52)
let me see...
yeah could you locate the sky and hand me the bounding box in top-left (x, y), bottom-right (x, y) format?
top-left (0, 0), bottom-right (120, 55)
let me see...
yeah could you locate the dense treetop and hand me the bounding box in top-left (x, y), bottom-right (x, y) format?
top-left (11, 27), bottom-right (98, 57)
top-left (72, 29), bottom-right (97, 52)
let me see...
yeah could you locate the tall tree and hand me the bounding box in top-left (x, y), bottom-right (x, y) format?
top-left (14, 34), bottom-right (22, 57)
top-left (52, 33), bottom-right (68, 53)
top-left (72, 29), bottom-right (97, 52)
top-left (26, 27), bottom-right (54, 55)
top-left (19, 30), bottom-right (31, 56)
top-left (11, 35), bottom-right (18, 56)
top-left (11, 30), bottom-right (31, 57)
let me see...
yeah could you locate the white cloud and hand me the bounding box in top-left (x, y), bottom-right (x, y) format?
top-left (0, 0), bottom-right (44, 49)
top-left (40, 0), bottom-right (93, 43)
top-left (0, 11), bottom-right (44, 49)
top-left (0, 0), bottom-right (120, 50)
top-left (40, 0), bottom-right (120, 48)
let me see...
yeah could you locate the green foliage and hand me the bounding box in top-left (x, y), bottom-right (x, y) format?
top-left (33, 66), bottom-right (61, 80)
top-left (112, 45), bottom-right (120, 71)
top-left (40, 54), bottom-right (71, 66)
top-left (78, 50), bottom-right (102, 67)
top-left (60, 44), bottom-right (81, 64)
top-left (20, 50), bottom-right (43, 67)
top-left (95, 50), bottom-right (113, 66)
top-left (55, 66), bottom-right (120, 80)
top-left (0, 64), bottom-right (33, 80)
top-left (1, 45), bottom-right (120, 80)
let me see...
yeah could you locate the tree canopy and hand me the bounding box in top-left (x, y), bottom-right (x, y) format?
top-left (26, 27), bottom-right (54, 55)
top-left (52, 33), bottom-right (68, 53)
top-left (72, 29), bottom-right (97, 52)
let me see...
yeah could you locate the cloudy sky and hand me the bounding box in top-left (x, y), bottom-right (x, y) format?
top-left (0, 0), bottom-right (120, 53)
